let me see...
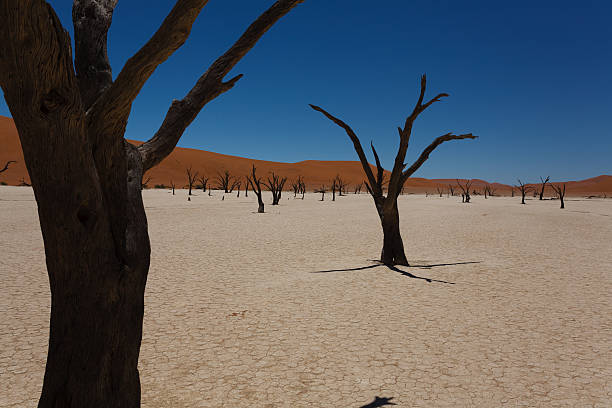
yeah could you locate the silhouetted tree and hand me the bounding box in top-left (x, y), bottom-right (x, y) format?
top-left (448, 184), bottom-right (455, 196)
top-left (170, 180), bottom-right (176, 195)
top-left (197, 175), bottom-right (209, 192)
top-left (299, 177), bottom-right (306, 199)
top-left (436, 185), bottom-right (444, 197)
top-left (263, 172), bottom-right (287, 205)
top-left (551, 183), bottom-right (566, 209)
top-left (236, 181), bottom-right (241, 197)
top-left (247, 165), bottom-right (265, 213)
top-left (538, 176), bottom-right (550, 200)
top-left (186, 166), bottom-right (198, 196)
top-left (511, 186), bottom-right (515, 197)
top-left (334, 174), bottom-right (347, 196)
top-left (0, 1), bottom-right (303, 403)
top-left (515, 179), bottom-right (533, 204)
top-left (216, 170), bottom-right (239, 193)
top-left (456, 179), bottom-right (473, 203)
top-left (244, 176), bottom-right (249, 197)
top-left (311, 75), bottom-right (477, 265)
top-left (330, 176), bottom-right (339, 201)
top-left (354, 182), bottom-right (363, 194)
top-left (291, 176), bottom-right (303, 198)
top-left (315, 185), bottom-right (327, 201)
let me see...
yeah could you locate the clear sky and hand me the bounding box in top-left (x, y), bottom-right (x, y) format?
top-left (1, 0), bottom-right (611, 184)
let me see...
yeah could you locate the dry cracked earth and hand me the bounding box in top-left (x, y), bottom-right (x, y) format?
top-left (1, 187), bottom-right (611, 407)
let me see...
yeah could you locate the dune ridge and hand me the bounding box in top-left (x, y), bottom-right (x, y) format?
top-left (1, 115), bottom-right (610, 195)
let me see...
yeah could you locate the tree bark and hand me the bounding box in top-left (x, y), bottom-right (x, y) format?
top-left (378, 200), bottom-right (409, 266)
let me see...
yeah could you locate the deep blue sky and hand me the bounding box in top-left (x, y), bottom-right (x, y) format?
top-left (1, 1), bottom-right (611, 184)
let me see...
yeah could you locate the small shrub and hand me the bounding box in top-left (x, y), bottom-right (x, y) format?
top-left (0, 181), bottom-right (7, 186)
top-left (154, 184), bottom-right (167, 189)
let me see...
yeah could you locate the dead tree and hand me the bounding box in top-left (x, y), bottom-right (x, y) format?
top-left (197, 175), bottom-right (209, 192)
top-left (170, 180), bottom-right (176, 195)
top-left (299, 178), bottom-right (306, 199)
top-left (216, 170), bottom-right (237, 193)
top-left (291, 176), bottom-right (303, 198)
top-left (330, 176), bottom-right (338, 201)
top-left (236, 181), bottom-right (241, 197)
top-left (511, 186), bottom-right (515, 197)
top-left (262, 172), bottom-right (287, 205)
top-left (515, 179), bottom-right (533, 204)
top-left (311, 75), bottom-right (477, 265)
top-left (335, 174), bottom-right (347, 196)
top-left (0, 160), bottom-right (16, 175)
top-left (315, 185), bottom-right (327, 201)
top-left (456, 179), bottom-right (474, 203)
top-left (551, 183), bottom-right (566, 209)
top-left (448, 184), bottom-right (455, 196)
top-left (436, 185), bottom-right (444, 197)
top-left (247, 165), bottom-right (265, 213)
top-left (141, 175), bottom-right (152, 190)
top-left (484, 184), bottom-right (496, 197)
top-left (186, 166), bottom-right (198, 196)
top-left (0, 1), bottom-right (302, 405)
top-left (354, 182), bottom-right (363, 194)
top-left (539, 176), bottom-right (550, 200)
top-left (19, 177), bottom-right (32, 186)
top-left (244, 176), bottom-right (249, 197)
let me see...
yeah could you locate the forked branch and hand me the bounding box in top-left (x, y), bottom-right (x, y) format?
top-left (309, 104), bottom-right (379, 196)
top-left (139, 0), bottom-right (304, 171)
top-left (0, 160), bottom-right (16, 174)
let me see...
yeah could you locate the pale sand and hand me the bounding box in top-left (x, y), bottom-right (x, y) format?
top-left (1, 186), bottom-right (611, 407)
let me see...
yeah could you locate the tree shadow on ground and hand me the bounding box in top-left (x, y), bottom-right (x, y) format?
top-left (311, 261), bottom-right (481, 285)
top-left (359, 396), bottom-right (397, 407)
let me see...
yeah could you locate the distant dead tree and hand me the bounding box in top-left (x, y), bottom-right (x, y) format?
top-left (330, 176), bottom-right (339, 201)
top-left (186, 166), bottom-right (198, 196)
top-left (0, 160), bottom-right (16, 175)
top-left (315, 185), bottom-right (327, 201)
top-left (290, 176), bottom-right (303, 198)
top-left (448, 184), bottom-right (455, 196)
top-left (456, 179), bottom-right (473, 203)
top-left (216, 170), bottom-right (238, 193)
top-left (511, 186), bottom-right (515, 197)
top-left (436, 185), bottom-right (444, 197)
top-left (170, 180), bottom-right (176, 195)
top-left (299, 177), bottom-right (306, 199)
top-left (515, 179), bottom-right (533, 204)
top-left (334, 174), bottom-right (347, 196)
top-left (236, 181), bottom-right (241, 197)
top-left (197, 175), bottom-right (209, 192)
top-left (244, 176), bottom-right (249, 197)
top-left (141, 175), bottom-right (152, 190)
top-left (262, 172), bottom-right (287, 205)
top-left (247, 165), bottom-right (265, 213)
top-left (311, 75), bottom-right (477, 265)
top-left (538, 176), bottom-right (550, 200)
top-left (354, 182), bottom-right (363, 194)
top-left (551, 183), bottom-right (566, 209)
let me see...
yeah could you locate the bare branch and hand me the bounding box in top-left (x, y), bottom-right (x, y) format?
top-left (402, 133), bottom-right (477, 183)
top-left (72, 0), bottom-right (119, 110)
top-left (309, 104), bottom-right (380, 196)
top-left (370, 142), bottom-right (384, 190)
top-left (139, 0), bottom-right (304, 171)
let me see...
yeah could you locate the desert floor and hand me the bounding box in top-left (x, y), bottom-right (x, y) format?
top-left (1, 186), bottom-right (610, 407)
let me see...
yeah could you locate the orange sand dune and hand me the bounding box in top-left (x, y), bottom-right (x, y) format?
top-left (2, 115), bottom-right (610, 195)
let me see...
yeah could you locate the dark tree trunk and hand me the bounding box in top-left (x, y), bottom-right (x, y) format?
top-left (378, 201), bottom-right (409, 266)
top-left (560, 197), bottom-right (565, 208)
top-left (0, 0), bottom-right (303, 405)
top-left (521, 192), bottom-right (526, 204)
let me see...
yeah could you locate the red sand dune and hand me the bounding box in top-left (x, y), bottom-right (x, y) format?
top-left (2, 115), bottom-right (610, 196)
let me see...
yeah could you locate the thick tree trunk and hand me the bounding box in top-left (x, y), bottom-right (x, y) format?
top-left (378, 201), bottom-right (409, 266)
top-left (257, 197), bottom-right (265, 213)
top-left (560, 197), bottom-right (565, 209)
